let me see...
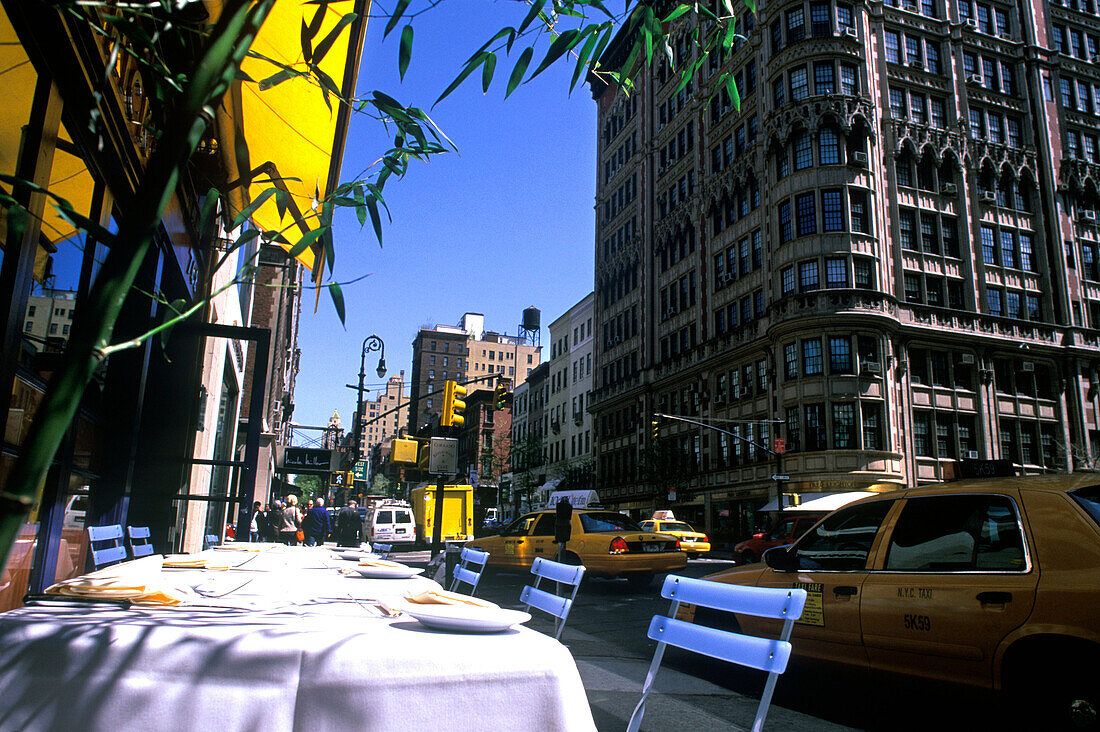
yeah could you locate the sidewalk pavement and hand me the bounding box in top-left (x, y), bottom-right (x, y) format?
top-left (557, 619), bottom-right (858, 732)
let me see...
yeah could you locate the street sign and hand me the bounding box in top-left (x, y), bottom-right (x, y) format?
top-left (352, 460), bottom-right (368, 481)
top-left (773, 438), bottom-right (786, 454)
top-left (770, 474), bottom-right (790, 482)
top-left (428, 436), bottom-right (458, 475)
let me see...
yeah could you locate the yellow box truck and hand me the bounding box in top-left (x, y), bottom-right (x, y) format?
top-left (410, 484), bottom-right (474, 545)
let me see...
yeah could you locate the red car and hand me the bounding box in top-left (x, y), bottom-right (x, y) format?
top-left (734, 512), bottom-right (826, 564)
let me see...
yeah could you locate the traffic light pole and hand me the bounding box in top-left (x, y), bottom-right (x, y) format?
top-left (431, 473), bottom-right (446, 559)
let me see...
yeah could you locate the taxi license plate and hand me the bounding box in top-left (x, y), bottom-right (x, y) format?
top-left (643, 543), bottom-right (661, 553)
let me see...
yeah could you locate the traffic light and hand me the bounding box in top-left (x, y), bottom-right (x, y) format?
top-left (441, 380), bottom-right (467, 427)
top-left (493, 378), bottom-right (509, 410)
top-left (651, 418), bottom-right (660, 439)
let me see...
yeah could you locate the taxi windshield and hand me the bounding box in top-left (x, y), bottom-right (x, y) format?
top-left (580, 512), bottom-right (644, 533)
top-left (658, 522), bottom-right (694, 532)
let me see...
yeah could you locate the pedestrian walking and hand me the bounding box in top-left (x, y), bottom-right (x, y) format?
top-left (334, 500), bottom-right (362, 547)
top-left (303, 497), bottom-right (330, 546)
top-left (249, 501), bottom-right (262, 542)
top-left (264, 502), bottom-right (282, 542)
top-left (280, 495), bottom-right (302, 545)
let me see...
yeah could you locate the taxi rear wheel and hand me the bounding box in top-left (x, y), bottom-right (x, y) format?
top-left (1007, 643), bottom-right (1100, 731)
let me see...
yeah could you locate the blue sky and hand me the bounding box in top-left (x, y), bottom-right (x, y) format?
top-left (292, 3), bottom-right (600, 434)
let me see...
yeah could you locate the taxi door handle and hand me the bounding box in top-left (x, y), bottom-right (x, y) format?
top-left (834, 586), bottom-right (858, 597)
top-left (977, 591), bottom-right (1012, 604)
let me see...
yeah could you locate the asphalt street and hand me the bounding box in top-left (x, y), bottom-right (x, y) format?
top-left (396, 549), bottom-right (1027, 732)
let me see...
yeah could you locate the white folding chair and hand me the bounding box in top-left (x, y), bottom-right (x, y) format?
top-left (519, 556), bottom-right (585, 640)
top-left (204, 534), bottom-right (219, 550)
top-left (448, 547), bottom-right (490, 596)
top-left (126, 526), bottom-right (154, 558)
top-left (627, 575), bottom-right (807, 732)
top-left (87, 525), bottom-right (128, 569)
top-left (372, 543), bottom-right (391, 559)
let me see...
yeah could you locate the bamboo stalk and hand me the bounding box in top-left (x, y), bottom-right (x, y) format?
top-left (0, 0), bottom-right (275, 578)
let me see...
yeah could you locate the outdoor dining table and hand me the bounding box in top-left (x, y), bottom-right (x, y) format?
top-left (0, 544), bottom-right (597, 731)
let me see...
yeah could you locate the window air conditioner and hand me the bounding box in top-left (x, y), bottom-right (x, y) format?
top-left (981, 191), bottom-right (998, 202)
top-left (843, 27), bottom-right (859, 38)
top-left (967, 450), bottom-right (980, 459)
top-left (966, 74), bottom-right (983, 85)
top-left (740, 386), bottom-right (752, 397)
top-left (850, 151), bottom-right (869, 166)
top-left (1084, 209), bottom-right (1097, 221)
top-left (714, 394), bottom-right (725, 405)
top-left (910, 61), bottom-right (924, 71)
top-left (960, 353), bottom-right (976, 364)
top-left (862, 361), bottom-right (883, 374)
top-left (965, 18), bottom-right (978, 29)
top-left (272, 400), bottom-right (282, 413)
top-left (940, 183), bottom-right (958, 196)
top-left (1021, 361), bottom-right (1035, 372)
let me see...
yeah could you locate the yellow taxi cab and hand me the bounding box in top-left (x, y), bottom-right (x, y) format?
top-left (469, 509), bottom-right (687, 588)
top-left (678, 475), bottom-right (1100, 729)
top-left (638, 518), bottom-right (711, 557)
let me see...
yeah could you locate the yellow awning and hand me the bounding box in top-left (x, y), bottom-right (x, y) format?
top-left (0, 4), bottom-right (94, 282)
top-left (212, 0), bottom-right (369, 273)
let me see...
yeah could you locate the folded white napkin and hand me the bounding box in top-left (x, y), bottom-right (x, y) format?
top-left (404, 589), bottom-right (495, 608)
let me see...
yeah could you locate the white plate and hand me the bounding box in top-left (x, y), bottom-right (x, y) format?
top-left (401, 604), bottom-right (532, 633)
top-left (353, 564), bottom-right (423, 579)
top-left (337, 550), bottom-right (374, 561)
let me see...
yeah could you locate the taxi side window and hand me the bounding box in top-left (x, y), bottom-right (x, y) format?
top-left (531, 514), bottom-right (558, 536)
top-left (885, 495), bottom-right (1026, 572)
top-left (503, 515), bottom-right (536, 536)
top-left (794, 501), bottom-right (893, 571)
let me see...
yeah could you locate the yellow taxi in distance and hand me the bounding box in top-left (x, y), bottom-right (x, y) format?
top-left (469, 509), bottom-right (687, 588)
top-left (637, 519), bottom-right (711, 557)
top-left (678, 475), bottom-right (1100, 729)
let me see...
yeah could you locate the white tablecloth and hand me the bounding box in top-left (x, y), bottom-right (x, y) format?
top-left (0, 546), bottom-right (596, 731)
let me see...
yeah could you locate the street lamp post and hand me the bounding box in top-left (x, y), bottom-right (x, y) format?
top-left (354, 334), bottom-right (386, 465)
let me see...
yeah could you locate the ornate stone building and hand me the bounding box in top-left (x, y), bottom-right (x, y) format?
top-left (589, 0), bottom-right (1100, 538)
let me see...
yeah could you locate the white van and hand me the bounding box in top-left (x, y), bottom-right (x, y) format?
top-left (369, 503), bottom-right (415, 545)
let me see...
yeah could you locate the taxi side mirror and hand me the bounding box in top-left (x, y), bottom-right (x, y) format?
top-left (763, 545), bottom-right (797, 572)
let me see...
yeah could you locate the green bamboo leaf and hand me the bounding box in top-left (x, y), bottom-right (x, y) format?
top-left (722, 17), bottom-right (739, 48)
top-left (232, 187), bottom-right (276, 230)
top-left (725, 73), bottom-right (741, 112)
top-left (328, 282), bottom-right (346, 326)
top-left (482, 52), bottom-right (496, 93)
top-left (353, 185), bottom-right (367, 227)
top-left (275, 188), bottom-right (289, 219)
top-left (721, 0), bottom-right (736, 17)
top-left (312, 13), bottom-right (357, 65)
top-left (529, 29), bottom-right (581, 80)
top-left (198, 187), bottom-right (220, 241)
top-left (258, 67), bottom-right (300, 90)
top-left (743, 0), bottom-right (757, 13)
top-left (518, 0), bottom-right (547, 34)
top-left (384, 0), bottom-right (412, 39)
top-left (662, 4), bottom-right (694, 22)
top-left (289, 227), bottom-right (325, 258)
top-left (505, 47), bottom-right (534, 98)
top-left (366, 196), bottom-right (383, 246)
top-left (52, 202), bottom-right (115, 246)
top-left (399, 24), bottom-right (413, 80)
top-left (569, 27), bottom-right (600, 91)
top-left (435, 52), bottom-right (489, 107)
